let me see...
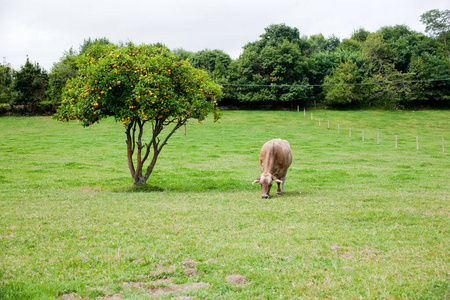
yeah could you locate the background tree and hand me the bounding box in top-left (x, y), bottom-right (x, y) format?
top-left (408, 52), bottom-right (450, 104)
top-left (47, 49), bottom-right (78, 105)
top-left (351, 28), bottom-right (371, 42)
top-left (0, 64), bottom-right (13, 104)
top-left (172, 48), bottom-right (193, 60)
top-left (11, 57), bottom-right (48, 113)
top-left (361, 33), bottom-right (412, 108)
top-left (229, 24), bottom-right (312, 106)
top-left (323, 60), bottom-right (364, 107)
top-left (188, 49), bottom-right (232, 81)
top-left (55, 43), bottom-right (222, 186)
top-left (79, 37), bottom-right (112, 56)
top-left (308, 34), bottom-right (340, 52)
top-left (421, 9), bottom-right (450, 58)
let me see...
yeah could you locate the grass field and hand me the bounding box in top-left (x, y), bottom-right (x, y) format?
top-left (0, 110), bottom-right (449, 299)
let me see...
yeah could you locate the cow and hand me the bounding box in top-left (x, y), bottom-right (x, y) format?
top-left (252, 139), bottom-right (292, 199)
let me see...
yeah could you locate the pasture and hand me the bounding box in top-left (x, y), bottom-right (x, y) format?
top-left (0, 110), bottom-right (449, 299)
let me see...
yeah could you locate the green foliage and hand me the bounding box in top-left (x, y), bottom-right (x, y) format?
top-left (338, 38), bottom-right (362, 52)
top-left (409, 52), bottom-right (450, 103)
top-left (78, 37), bottom-right (112, 56)
top-left (229, 24), bottom-right (312, 104)
top-left (421, 9), bottom-right (450, 57)
top-left (323, 60), bottom-right (364, 106)
top-left (55, 43), bottom-right (222, 185)
top-left (188, 49), bottom-right (231, 81)
top-left (172, 47), bottom-right (193, 60)
top-left (360, 33), bottom-right (414, 108)
top-left (56, 43), bottom-right (221, 126)
top-left (308, 34), bottom-right (340, 52)
top-left (10, 57), bottom-right (48, 112)
top-left (351, 28), bottom-right (371, 42)
top-left (47, 49), bottom-right (78, 105)
top-left (0, 64), bottom-right (13, 104)
top-left (309, 49), bottom-right (361, 101)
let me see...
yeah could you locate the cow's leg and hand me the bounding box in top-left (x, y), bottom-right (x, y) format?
top-left (276, 181), bottom-right (282, 195)
top-left (277, 178), bottom-right (286, 195)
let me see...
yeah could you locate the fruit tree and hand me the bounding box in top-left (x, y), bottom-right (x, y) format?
top-left (55, 43), bottom-right (222, 185)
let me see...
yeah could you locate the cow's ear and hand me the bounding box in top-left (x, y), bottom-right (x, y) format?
top-left (272, 176), bottom-right (282, 183)
top-left (252, 176), bottom-right (261, 185)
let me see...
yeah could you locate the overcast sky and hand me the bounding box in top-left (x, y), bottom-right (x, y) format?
top-left (1, 0), bottom-right (448, 71)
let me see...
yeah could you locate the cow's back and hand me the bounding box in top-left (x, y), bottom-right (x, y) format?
top-left (260, 139), bottom-right (292, 177)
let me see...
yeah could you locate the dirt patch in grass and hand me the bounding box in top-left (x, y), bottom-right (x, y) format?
top-left (225, 274), bottom-right (247, 285)
top-left (182, 259), bottom-right (199, 267)
top-left (123, 278), bottom-right (210, 298)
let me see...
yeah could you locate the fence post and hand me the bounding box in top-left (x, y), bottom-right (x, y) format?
top-left (349, 128), bottom-right (351, 138)
top-left (319, 118), bottom-right (321, 126)
top-left (304, 108), bottom-right (306, 116)
top-left (362, 130), bottom-right (364, 142)
top-left (328, 120), bottom-right (330, 129)
top-left (338, 124), bottom-right (340, 134)
top-left (377, 133), bottom-right (380, 144)
top-left (395, 135), bottom-right (398, 148)
top-left (416, 136), bottom-right (419, 150)
top-left (311, 113), bottom-right (313, 120)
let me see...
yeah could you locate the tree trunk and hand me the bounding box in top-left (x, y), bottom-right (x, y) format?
top-left (125, 117), bottom-right (187, 186)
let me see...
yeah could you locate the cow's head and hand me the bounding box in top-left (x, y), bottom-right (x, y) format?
top-left (252, 172), bottom-right (282, 199)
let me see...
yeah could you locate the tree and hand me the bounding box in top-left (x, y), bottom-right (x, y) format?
top-left (421, 9), bottom-right (450, 58)
top-left (47, 49), bottom-right (78, 105)
top-left (11, 57), bottom-right (48, 113)
top-left (55, 43), bottom-right (222, 185)
top-left (361, 34), bottom-right (412, 108)
top-left (308, 34), bottom-right (340, 53)
top-left (172, 48), bottom-right (193, 60)
top-left (0, 64), bottom-right (13, 104)
top-left (323, 60), bottom-right (364, 107)
top-left (409, 52), bottom-right (450, 104)
top-left (229, 24), bottom-right (312, 105)
top-left (188, 49), bottom-right (231, 81)
top-left (351, 28), bottom-right (371, 42)
top-left (79, 37), bottom-right (111, 56)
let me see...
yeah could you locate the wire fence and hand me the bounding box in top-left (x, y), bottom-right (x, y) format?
top-left (302, 109), bottom-right (447, 153)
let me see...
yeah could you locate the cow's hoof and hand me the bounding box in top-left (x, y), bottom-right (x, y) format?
top-left (277, 192), bottom-right (282, 196)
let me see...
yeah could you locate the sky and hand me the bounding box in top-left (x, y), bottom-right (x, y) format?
top-left (0, 0), bottom-right (448, 71)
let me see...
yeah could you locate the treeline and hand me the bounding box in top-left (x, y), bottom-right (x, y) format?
top-left (1, 9), bottom-right (449, 112)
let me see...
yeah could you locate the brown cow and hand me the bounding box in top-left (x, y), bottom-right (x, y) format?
top-left (252, 139), bottom-right (292, 198)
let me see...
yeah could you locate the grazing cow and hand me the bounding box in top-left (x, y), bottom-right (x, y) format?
top-left (252, 139), bottom-right (292, 198)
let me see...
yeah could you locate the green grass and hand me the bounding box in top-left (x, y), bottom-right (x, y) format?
top-left (0, 110), bottom-right (449, 299)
